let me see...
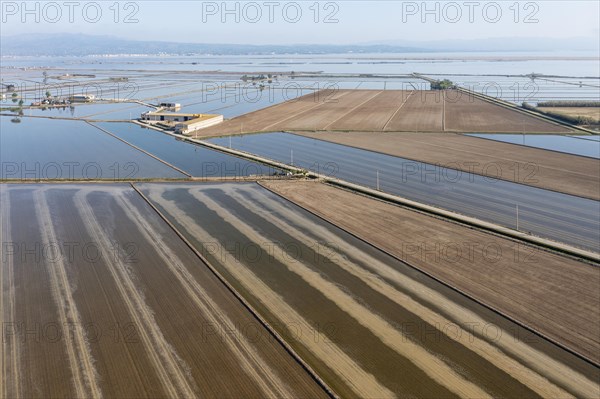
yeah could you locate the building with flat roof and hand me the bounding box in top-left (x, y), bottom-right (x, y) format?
top-left (142, 111), bottom-right (196, 123)
top-left (173, 114), bottom-right (224, 134)
top-left (140, 111), bottom-right (223, 134)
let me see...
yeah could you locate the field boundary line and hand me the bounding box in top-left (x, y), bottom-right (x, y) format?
top-left (324, 178), bottom-right (600, 261)
top-left (442, 89), bottom-right (446, 131)
top-left (0, 190), bottom-right (21, 399)
top-left (79, 103), bottom-right (150, 119)
top-left (414, 73), bottom-right (595, 134)
top-left (34, 190), bottom-right (103, 398)
top-left (181, 85), bottom-right (322, 118)
top-left (114, 192), bottom-right (293, 398)
top-left (322, 90), bottom-right (384, 130)
top-left (457, 87), bottom-right (593, 134)
top-left (0, 176), bottom-right (293, 184)
top-left (73, 190), bottom-right (192, 398)
top-left (185, 140), bottom-right (600, 260)
top-left (258, 181), bottom-right (600, 369)
top-left (186, 89), bottom-right (324, 138)
top-left (382, 91), bottom-right (415, 130)
top-left (259, 90), bottom-right (353, 132)
top-left (464, 133), bottom-right (600, 161)
top-left (124, 124), bottom-right (600, 256)
top-left (86, 122), bottom-right (192, 178)
top-left (234, 188), bottom-right (583, 398)
top-left (129, 183), bottom-right (339, 399)
top-left (287, 131), bottom-right (600, 201)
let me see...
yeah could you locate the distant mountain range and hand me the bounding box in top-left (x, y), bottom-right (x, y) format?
top-left (1, 33), bottom-right (597, 56)
top-left (367, 37), bottom-right (599, 52)
top-left (0, 34), bottom-right (424, 56)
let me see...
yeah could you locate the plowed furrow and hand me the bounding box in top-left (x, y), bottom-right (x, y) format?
top-left (73, 190), bottom-right (196, 399)
top-left (34, 190), bottom-right (103, 399)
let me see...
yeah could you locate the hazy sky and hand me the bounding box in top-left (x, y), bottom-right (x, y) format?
top-left (1, 1), bottom-right (599, 44)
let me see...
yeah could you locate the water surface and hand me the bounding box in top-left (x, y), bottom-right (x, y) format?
top-left (0, 117), bottom-right (185, 179)
top-left (97, 122), bottom-right (279, 177)
top-left (207, 132), bottom-right (600, 251)
top-left (468, 134), bottom-right (600, 158)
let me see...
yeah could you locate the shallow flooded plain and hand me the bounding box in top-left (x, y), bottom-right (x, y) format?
top-left (96, 122), bottom-right (278, 178)
top-left (469, 133), bottom-right (600, 158)
top-left (140, 182), bottom-right (600, 399)
top-left (0, 117), bottom-right (184, 179)
top-left (0, 183), bottom-right (328, 399)
top-left (207, 132), bottom-right (600, 251)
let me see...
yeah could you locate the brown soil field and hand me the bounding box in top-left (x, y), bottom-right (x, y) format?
top-left (293, 131), bottom-right (600, 200)
top-left (445, 94), bottom-right (571, 133)
top-left (283, 90), bottom-right (383, 131)
top-left (329, 90), bottom-right (411, 131)
top-left (538, 107), bottom-right (600, 123)
top-left (141, 182), bottom-right (600, 399)
top-left (382, 90), bottom-right (444, 132)
top-left (261, 180), bottom-right (600, 367)
top-left (192, 89), bottom-right (572, 138)
top-left (191, 88), bottom-right (349, 138)
top-left (0, 184), bottom-right (328, 399)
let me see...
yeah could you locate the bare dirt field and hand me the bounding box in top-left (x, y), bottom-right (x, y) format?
top-left (0, 184), bottom-right (328, 399)
top-left (538, 107), bottom-right (600, 123)
top-left (192, 89), bottom-right (572, 138)
top-left (293, 131), bottom-right (600, 200)
top-left (329, 90), bottom-right (411, 131)
top-left (283, 90), bottom-right (382, 131)
top-left (142, 182), bottom-right (599, 399)
top-left (261, 180), bottom-right (600, 368)
top-left (382, 90), bottom-right (444, 132)
top-left (444, 94), bottom-right (571, 133)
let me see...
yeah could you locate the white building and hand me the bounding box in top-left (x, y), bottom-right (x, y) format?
top-left (142, 111), bottom-right (196, 123)
top-left (140, 111), bottom-right (223, 134)
top-left (173, 115), bottom-right (224, 134)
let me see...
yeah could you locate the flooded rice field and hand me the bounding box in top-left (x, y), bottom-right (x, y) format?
top-left (574, 135), bottom-right (600, 141)
top-left (13, 102), bottom-right (151, 119)
top-left (207, 132), bottom-right (600, 251)
top-left (5, 52), bottom-right (599, 76)
top-left (0, 183), bottom-right (328, 399)
top-left (16, 103), bottom-right (154, 120)
top-left (0, 117), bottom-right (184, 179)
top-left (96, 122), bottom-right (278, 178)
top-left (2, 55), bottom-right (599, 398)
top-left (139, 182), bottom-right (600, 398)
top-left (469, 134), bottom-right (600, 158)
